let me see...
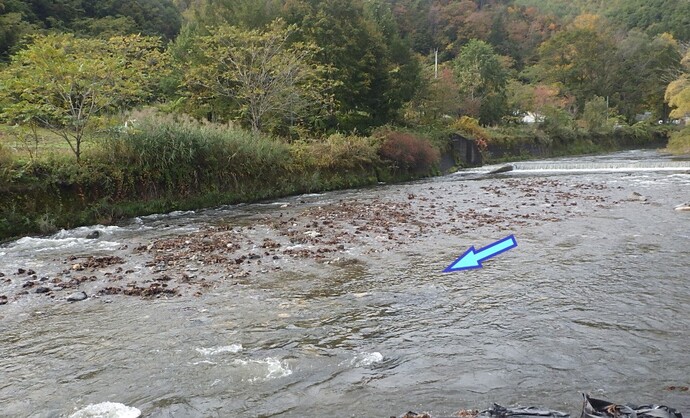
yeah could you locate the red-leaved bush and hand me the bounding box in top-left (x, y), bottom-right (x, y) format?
top-left (378, 131), bottom-right (440, 172)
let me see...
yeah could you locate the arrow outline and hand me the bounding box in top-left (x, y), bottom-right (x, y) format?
top-left (443, 234), bottom-right (517, 272)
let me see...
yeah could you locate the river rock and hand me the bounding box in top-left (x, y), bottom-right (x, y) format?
top-left (67, 291), bottom-right (88, 302)
top-left (630, 191), bottom-right (648, 201)
top-left (85, 230), bottom-right (100, 239)
top-left (35, 286), bottom-right (50, 294)
top-left (0, 295), bottom-right (7, 305)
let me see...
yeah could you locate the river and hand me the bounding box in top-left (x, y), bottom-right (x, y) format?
top-left (1, 150), bottom-right (689, 418)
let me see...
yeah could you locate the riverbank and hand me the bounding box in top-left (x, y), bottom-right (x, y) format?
top-left (0, 117), bottom-right (670, 242)
top-left (0, 118), bottom-right (442, 242)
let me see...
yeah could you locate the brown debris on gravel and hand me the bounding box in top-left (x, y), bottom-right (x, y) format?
top-left (2, 177), bottom-right (627, 305)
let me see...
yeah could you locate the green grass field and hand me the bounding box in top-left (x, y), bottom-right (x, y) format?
top-left (0, 124), bottom-right (102, 163)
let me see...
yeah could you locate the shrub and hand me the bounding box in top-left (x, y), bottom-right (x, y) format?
top-left (539, 105), bottom-right (579, 143)
top-left (0, 143), bottom-right (13, 167)
top-left (306, 134), bottom-right (379, 171)
top-left (378, 131), bottom-right (440, 172)
top-left (99, 114), bottom-right (292, 183)
top-left (666, 128), bottom-right (690, 154)
top-left (581, 96), bottom-right (608, 133)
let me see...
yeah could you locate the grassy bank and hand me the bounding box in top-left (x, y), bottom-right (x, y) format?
top-left (0, 116), bottom-right (440, 241)
top-left (464, 121), bottom-right (670, 163)
top-left (0, 114), bottom-right (671, 242)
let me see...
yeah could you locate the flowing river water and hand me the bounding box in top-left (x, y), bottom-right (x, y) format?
top-left (1, 150), bottom-right (689, 418)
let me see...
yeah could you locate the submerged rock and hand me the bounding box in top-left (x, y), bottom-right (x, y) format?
top-left (629, 191), bottom-right (648, 201)
top-left (85, 230), bottom-right (101, 239)
top-left (67, 291), bottom-right (88, 302)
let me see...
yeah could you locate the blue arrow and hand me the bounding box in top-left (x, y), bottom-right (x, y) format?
top-left (443, 235), bottom-right (517, 272)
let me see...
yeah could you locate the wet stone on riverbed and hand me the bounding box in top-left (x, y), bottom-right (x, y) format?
top-left (66, 291), bottom-right (88, 302)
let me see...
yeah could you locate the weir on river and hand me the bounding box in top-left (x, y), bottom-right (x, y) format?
top-left (0, 150), bottom-right (688, 418)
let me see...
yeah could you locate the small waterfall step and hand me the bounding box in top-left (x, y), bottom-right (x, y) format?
top-left (510, 161), bottom-right (690, 172)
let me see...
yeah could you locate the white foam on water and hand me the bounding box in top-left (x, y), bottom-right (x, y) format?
top-left (68, 402), bottom-right (141, 418)
top-left (195, 344), bottom-right (243, 356)
top-left (232, 357), bottom-right (292, 381)
top-left (6, 236), bottom-right (121, 253)
top-left (138, 210), bottom-right (196, 221)
top-left (351, 352), bottom-right (384, 367)
top-left (53, 225), bottom-right (122, 239)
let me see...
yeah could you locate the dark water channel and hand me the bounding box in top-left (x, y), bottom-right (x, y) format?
top-left (1, 150), bottom-right (689, 417)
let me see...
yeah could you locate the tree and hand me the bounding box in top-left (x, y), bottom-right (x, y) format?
top-left (283, 0), bottom-right (409, 132)
top-left (581, 95), bottom-right (608, 132)
top-left (534, 18), bottom-right (617, 112)
top-left (453, 39), bottom-right (508, 124)
top-left (666, 50), bottom-right (690, 120)
top-left (182, 19), bottom-right (331, 133)
top-left (0, 33), bottom-right (168, 162)
top-left (607, 0), bottom-right (690, 42)
top-left (185, 0), bottom-right (283, 29)
top-left (406, 64), bottom-right (461, 125)
top-left (613, 31), bottom-right (681, 121)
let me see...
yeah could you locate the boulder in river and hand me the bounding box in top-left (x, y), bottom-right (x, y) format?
top-left (630, 191), bottom-right (648, 202)
top-left (66, 291), bottom-right (87, 302)
top-left (85, 230), bottom-right (100, 239)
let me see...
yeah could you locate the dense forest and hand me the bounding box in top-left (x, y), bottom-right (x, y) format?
top-left (1, 0), bottom-right (689, 140)
top-left (1, 0), bottom-right (689, 238)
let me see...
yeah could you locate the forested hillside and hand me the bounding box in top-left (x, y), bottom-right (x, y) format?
top-left (3, 0), bottom-right (687, 132)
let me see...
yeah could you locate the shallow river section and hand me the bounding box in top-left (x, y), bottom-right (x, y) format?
top-left (1, 150), bottom-right (689, 417)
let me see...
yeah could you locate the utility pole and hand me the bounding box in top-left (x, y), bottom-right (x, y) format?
top-left (434, 48), bottom-right (438, 79)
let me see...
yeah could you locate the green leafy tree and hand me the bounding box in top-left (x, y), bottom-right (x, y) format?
top-left (406, 64), bottom-right (461, 125)
top-left (612, 31), bottom-right (681, 121)
top-left (607, 0), bottom-right (690, 42)
top-left (284, 0), bottom-right (405, 132)
top-left (0, 33), bottom-right (168, 162)
top-left (581, 95), bottom-right (608, 133)
top-left (185, 0), bottom-right (283, 29)
top-left (453, 39), bottom-right (508, 124)
top-left (182, 19), bottom-right (332, 133)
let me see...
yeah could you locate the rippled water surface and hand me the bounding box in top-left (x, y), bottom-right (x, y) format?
top-left (1, 150), bottom-right (689, 417)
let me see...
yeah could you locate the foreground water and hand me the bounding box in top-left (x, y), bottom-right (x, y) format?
top-left (1, 150), bottom-right (689, 417)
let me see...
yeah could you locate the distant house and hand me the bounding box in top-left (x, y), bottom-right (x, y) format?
top-left (521, 112), bottom-right (544, 124)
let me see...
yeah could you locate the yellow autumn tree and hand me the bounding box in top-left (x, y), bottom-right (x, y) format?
top-left (665, 50), bottom-right (690, 153)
